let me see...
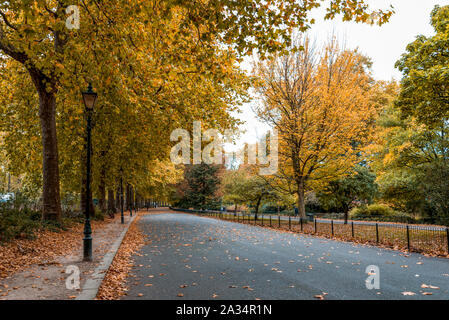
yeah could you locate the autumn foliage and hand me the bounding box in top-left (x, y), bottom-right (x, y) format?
top-left (254, 37), bottom-right (376, 219)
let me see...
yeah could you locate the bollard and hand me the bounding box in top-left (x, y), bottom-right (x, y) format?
top-left (351, 221), bottom-right (354, 238)
top-left (376, 223), bottom-right (379, 243)
top-left (270, 215), bottom-right (272, 227)
top-left (314, 218), bottom-right (317, 233)
top-left (300, 217), bottom-right (303, 232)
top-left (262, 214), bottom-right (264, 226)
top-left (331, 220), bottom-right (334, 236)
top-left (278, 215), bottom-right (280, 228)
top-left (289, 216), bottom-right (291, 230)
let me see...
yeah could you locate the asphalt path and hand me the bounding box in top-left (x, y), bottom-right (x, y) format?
top-left (122, 210), bottom-right (449, 300)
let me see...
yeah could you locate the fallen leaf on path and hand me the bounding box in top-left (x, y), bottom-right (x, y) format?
top-left (421, 284), bottom-right (439, 289)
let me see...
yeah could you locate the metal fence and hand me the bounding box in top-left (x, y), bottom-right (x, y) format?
top-left (170, 208), bottom-right (449, 256)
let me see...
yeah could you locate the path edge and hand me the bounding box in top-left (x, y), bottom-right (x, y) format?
top-left (76, 213), bottom-right (138, 300)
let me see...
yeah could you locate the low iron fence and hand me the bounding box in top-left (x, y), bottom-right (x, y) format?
top-left (170, 208), bottom-right (449, 256)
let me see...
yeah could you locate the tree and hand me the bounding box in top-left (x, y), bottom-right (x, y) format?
top-left (222, 168), bottom-right (279, 220)
top-left (395, 5), bottom-right (449, 126)
top-left (373, 102), bottom-right (449, 224)
top-left (176, 164), bottom-right (222, 210)
top-left (318, 165), bottom-right (378, 223)
top-left (0, 1), bottom-right (392, 221)
top-left (0, 1), bottom-right (247, 219)
top-left (222, 169), bottom-right (247, 211)
top-left (254, 37), bottom-right (377, 219)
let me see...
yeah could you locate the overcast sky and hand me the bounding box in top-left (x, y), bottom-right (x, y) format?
top-left (229, 0), bottom-right (447, 150)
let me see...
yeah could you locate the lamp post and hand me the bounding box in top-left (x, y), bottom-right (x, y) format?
top-left (129, 185), bottom-right (133, 217)
top-left (120, 167), bottom-right (124, 224)
top-left (82, 83), bottom-right (97, 262)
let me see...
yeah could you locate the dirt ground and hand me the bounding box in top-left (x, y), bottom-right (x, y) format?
top-left (0, 213), bottom-right (135, 300)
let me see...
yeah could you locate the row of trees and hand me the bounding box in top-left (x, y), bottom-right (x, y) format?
top-left (0, 1), bottom-right (390, 222)
top-left (173, 5), bottom-right (449, 226)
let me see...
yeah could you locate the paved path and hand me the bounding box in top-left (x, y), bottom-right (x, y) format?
top-left (123, 210), bottom-right (449, 300)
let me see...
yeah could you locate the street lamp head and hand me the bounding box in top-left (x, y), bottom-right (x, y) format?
top-left (82, 83), bottom-right (97, 112)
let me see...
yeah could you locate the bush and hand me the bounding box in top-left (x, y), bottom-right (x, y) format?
top-left (349, 204), bottom-right (414, 223)
top-left (93, 210), bottom-right (105, 221)
top-left (0, 207), bottom-right (41, 242)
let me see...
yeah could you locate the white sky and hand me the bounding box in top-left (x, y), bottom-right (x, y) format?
top-left (230, 0), bottom-right (447, 149)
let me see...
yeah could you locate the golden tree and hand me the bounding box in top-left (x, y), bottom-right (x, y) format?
top-left (254, 38), bottom-right (376, 218)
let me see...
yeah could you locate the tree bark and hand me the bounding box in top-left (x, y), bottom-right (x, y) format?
top-left (32, 77), bottom-right (62, 222)
top-left (130, 186), bottom-right (134, 210)
top-left (115, 187), bottom-right (120, 210)
top-left (343, 203), bottom-right (350, 225)
top-left (126, 184), bottom-right (131, 211)
top-left (254, 196), bottom-right (262, 221)
top-left (98, 166), bottom-right (106, 213)
top-left (107, 188), bottom-right (115, 217)
top-left (296, 180), bottom-right (306, 219)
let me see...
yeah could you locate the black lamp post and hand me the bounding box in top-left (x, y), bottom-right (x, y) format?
top-left (129, 186), bottom-right (133, 217)
top-left (120, 167), bottom-right (124, 224)
top-left (82, 83), bottom-right (97, 262)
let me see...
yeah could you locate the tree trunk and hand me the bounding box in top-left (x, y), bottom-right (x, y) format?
top-left (98, 168), bottom-right (106, 214)
top-left (126, 184), bottom-right (131, 211)
top-left (115, 187), bottom-right (120, 210)
top-left (107, 189), bottom-right (115, 217)
top-left (80, 155), bottom-right (94, 216)
top-left (296, 180), bottom-right (306, 219)
top-left (343, 204), bottom-right (350, 224)
top-left (130, 186), bottom-right (134, 211)
top-left (34, 82), bottom-right (62, 221)
top-left (254, 196), bottom-right (262, 221)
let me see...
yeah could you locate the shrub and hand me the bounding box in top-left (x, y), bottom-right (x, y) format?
top-left (0, 207), bottom-right (40, 242)
top-left (349, 204), bottom-right (414, 223)
top-left (93, 210), bottom-right (105, 221)
top-left (350, 204), bottom-right (395, 218)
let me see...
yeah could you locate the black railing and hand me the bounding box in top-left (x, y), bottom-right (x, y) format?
top-left (170, 208), bottom-right (449, 256)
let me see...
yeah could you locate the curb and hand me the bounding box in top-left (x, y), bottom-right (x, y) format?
top-left (76, 213), bottom-right (138, 300)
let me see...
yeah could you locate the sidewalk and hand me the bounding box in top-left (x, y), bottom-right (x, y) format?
top-left (0, 213), bottom-right (136, 300)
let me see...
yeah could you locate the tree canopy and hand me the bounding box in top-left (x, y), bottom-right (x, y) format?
top-left (395, 5), bottom-right (449, 126)
top-left (254, 37), bottom-right (377, 218)
top-left (0, 0), bottom-right (392, 221)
